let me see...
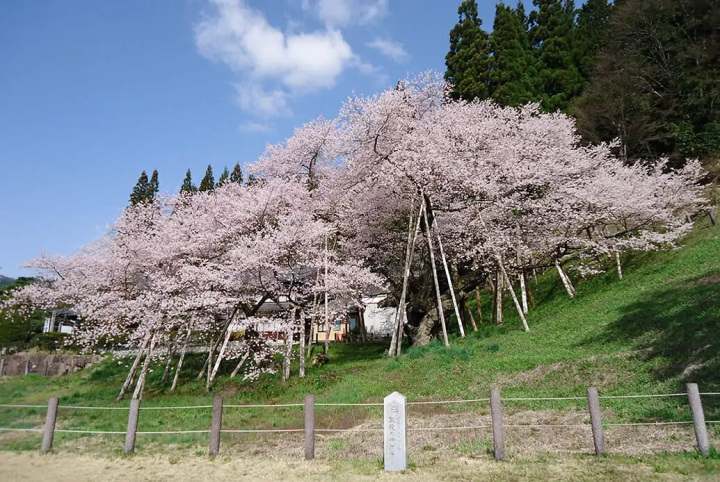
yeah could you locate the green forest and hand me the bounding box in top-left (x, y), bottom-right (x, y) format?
top-left (445, 0), bottom-right (719, 167)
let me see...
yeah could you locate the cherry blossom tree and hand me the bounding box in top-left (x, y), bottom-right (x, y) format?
top-left (10, 70), bottom-right (706, 390)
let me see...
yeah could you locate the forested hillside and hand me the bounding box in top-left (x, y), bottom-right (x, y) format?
top-left (445, 0), bottom-right (720, 166)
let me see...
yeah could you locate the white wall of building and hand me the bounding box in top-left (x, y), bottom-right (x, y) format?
top-left (362, 295), bottom-right (398, 336)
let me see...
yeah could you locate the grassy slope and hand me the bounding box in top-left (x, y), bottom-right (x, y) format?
top-left (0, 219), bottom-right (718, 452)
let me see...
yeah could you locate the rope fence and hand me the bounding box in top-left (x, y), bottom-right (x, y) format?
top-left (0, 383), bottom-right (717, 460)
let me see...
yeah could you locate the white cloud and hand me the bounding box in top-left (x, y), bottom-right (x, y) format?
top-left (195, 0), bottom-right (357, 117)
top-left (302, 0), bottom-right (389, 27)
top-left (239, 121), bottom-right (272, 133)
top-left (367, 38), bottom-right (408, 62)
top-left (235, 83), bottom-right (290, 118)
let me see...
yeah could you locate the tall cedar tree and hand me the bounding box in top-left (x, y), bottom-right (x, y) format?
top-left (199, 165), bottom-right (215, 192)
top-left (181, 169), bottom-right (197, 194)
top-left (574, 0), bottom-right (613, 82)
top-left (129, 171), bottom-right (149, 206)
top-left (147, 170), bottom-right (159, 202)
top-left (575, 0), bottom-right (720, 165)
top-left (489, 2), bottom-right (540, 106)
top-left (445, 0), bottom-right (492, 102)
top-left (230, 163), bottom-right (244, 184)
top-left (529, 0), bottom-right (584, 112)
top-left (217, 167), bottom-right (230, 187)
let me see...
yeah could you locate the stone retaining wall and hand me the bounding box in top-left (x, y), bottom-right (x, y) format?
top-left (0, 353), bottom-right (103, 377)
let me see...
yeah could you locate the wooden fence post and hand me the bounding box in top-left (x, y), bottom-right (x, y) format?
top-left (490, 387), bottom-right (505, 461)
top-left (209, 397), bottom-right (223, 456)
top-left (25, 359), bottom-right (30, 375)
top-left (41, 397), bottom-right (59, 453)
top-left (586, 387), bottom-right (605, 455)
top-left (305, 394), bottom-right (315, 460)
top-left (687, 383), bottom-right (710, 457)
top-left (124, 398), bottom-right (141, 453)
top-left (0, 358), bottom-right (4, 377)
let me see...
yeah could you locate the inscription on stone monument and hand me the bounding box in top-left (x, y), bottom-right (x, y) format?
top-left (384, 391), bottom-right (407, 471)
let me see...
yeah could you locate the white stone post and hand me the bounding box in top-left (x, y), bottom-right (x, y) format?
top-left (384, 391), bottom-right (407, 472)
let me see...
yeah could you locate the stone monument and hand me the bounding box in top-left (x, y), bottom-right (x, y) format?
top-left (384, 391), bottom-right (407, 471)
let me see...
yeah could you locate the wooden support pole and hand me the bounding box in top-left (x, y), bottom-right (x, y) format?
top-left (124, 398), bottom-right (141, 453)
top-left (209, 396), bottom-right (223, 456)
top-left (490, 387), bottom-right (505, 461)
top-left (586, 387), bottom-right (605, 456)
top-left (0, 358), bottom-right (4, 377)
top-left (304, 394), bottom-right (315, 460)
top-left (25, 359), bottom-right (30, 375)
top-left (299, 311), bottom-right (306, 378)
top-left (687, 383), bottom-right (710, 457)
top-left (422, 202), bottom-right (449, 347)
top-left (41, 397), bottom-right (59, 453)
top-left (436, 232), bottom-right (465, 338)
top-left (390, 198), bottom-right (422, 357)
top-left (497, 256), bottom-right (530, 332)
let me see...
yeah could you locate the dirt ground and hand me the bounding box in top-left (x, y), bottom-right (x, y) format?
top-left (1, 450), bottom-right (718, 482)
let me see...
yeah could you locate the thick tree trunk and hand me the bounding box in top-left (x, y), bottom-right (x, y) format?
top-left (555, 260), bottom-right (576, 298)
top-left (390, 199), bottom-right (422, 356)
top-left (117, 333), bottom-right (151, 402)
top-left (132, 333), bottom-right (157, 400)
top-left (497, 257), bottom-right (530, 332)
top-left (422, 202), bottom-right (449, 347)
top-left (436, 232), bottom-right (465, 338)
top-left (474, 286), bottom-right (482, 327)
top-left (359, 307), bottom-right (368, 343)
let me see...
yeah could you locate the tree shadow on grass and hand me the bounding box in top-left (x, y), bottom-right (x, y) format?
top-left (581, 269), bottom-right (720, 416)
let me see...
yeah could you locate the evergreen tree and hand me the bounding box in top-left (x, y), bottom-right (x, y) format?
top-left (199, 164), bottom-right (215, 192)
top-left (129, 171), bottom-right (149, 206)
top-left (575, 0), bottom-right (720, 164)
top-left (575, 0), bottom-right (614, 81)
top-left (217, 166), bottom-right (230, 187)
top-left (180, 169), bottom-right (197, 194)
top-left (445, 0), bottom-right (492, 102)
top-left (489, 3), bottom-right (541, 106)
top-left (529, 0), bottom-right (584, 112)
top-left (146, 170), bottom-right (159, 202)
top-left (230, 163), bottom-right (244, 184)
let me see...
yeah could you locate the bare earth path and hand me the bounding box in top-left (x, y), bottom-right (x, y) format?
top-left (1, 451), bottom-right (718, 481)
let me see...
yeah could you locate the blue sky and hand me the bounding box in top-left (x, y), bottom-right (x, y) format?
top-left (0, 0), bottom-right (507, 278)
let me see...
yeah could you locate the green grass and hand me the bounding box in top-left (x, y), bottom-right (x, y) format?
top-left (1, 219), bottom-right (719, 453)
